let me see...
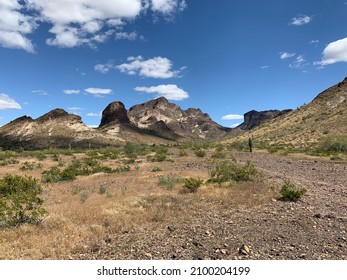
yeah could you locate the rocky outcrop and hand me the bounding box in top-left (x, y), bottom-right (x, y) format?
top-left (237, 109), bottom-right (292, 130)
top-left (99, 102), bottom-right (130, 127)
top-left (127, 97), bottom-right (231, 139)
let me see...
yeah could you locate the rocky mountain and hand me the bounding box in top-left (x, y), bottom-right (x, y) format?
top-left (225, 77), bottom-right (347, 148)
top-left (127, 97), bottom-right (231, 140)
top-left (0, 109), bottom-right (122, 149)
top-left (237, 109), bottom-right (292, 130)
top-left (0, 97), bottom-right (232, 149)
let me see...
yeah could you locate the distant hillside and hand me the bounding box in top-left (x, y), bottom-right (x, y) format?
top-left (0, 97), bottom-right (231, 149)
top-left (224, 77), bottom-right (347, 150)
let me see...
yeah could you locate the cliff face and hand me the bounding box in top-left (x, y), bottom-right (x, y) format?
top-left (237, 109), bottom-right (292, 130)
top-left (99, 101), bottom-right (130, 127)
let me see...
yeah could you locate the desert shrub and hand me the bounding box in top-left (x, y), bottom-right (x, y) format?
top-left (279, 180), bottom-right (307, 202)
top-left (215, 143), bottom-right (224, 152)
top-left (227, 141), bottom-right (247, 151)
top-left (211, 151), bottom-right (226, 159)
top-left (158, 174), bottom-right (181, 190)
top-left (80, 192), bottom-right (89, 203)
top-left (0, 158), bottom-right (20, 166)
top-left (178, 147), bottom-right (188, 157)
top-left (195, 148), bottom-right (206, 157)
top-left (42, 161), bottom-right (129, 183)
top-left (147, 147), bottom-right (172, 162)
top-left (0, 175), bottom-right (47, 227)
top-left (208, 160), bottom-right (259, 185)
top-left (151, 166), bottom-right (163, 172)
top-left (20, 161), bottom-right (43, 171)
top-left (318, 135), bottom-right (347, 154)
top-left (182, 178), bottom-right (203, 193)
top-left (99, 185), bottom-right (107, 194)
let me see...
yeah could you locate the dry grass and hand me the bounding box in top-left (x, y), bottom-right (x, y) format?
top-left (0, 148), bottom-right (275, 259)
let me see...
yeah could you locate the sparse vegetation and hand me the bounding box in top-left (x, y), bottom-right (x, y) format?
top-left (208, 160), bottom-right (259, 185)
top-left (158, 174), bottom-right (181, 189)
top-left (0, 175), bottom-right (47, 227)
top-left (279, 180), bottom-right (307, 202)
top-left (182, 177), bottom-right (203, 193)
top-left (195, 148), bottom-right (206, 157)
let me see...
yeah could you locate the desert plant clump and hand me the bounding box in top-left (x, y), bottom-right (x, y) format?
top-left (0, 174), bottom-right (47, 227)
top-left (158, 174), bottom-right (181, 190)
top-left (195, 148), bottom-right (206, 157)
top-left (182, 178), bottom-right (203, 193)
top-left (279, 180), bottom-right (307, 202)
top-left (20, 161), bottom-right (43, 171)
top-left (208, 160), bottom-right (259, 185)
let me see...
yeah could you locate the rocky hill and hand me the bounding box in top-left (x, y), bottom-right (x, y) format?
top-left (237, 109), bottom-right (292, 130)
top-left (0, 97), bottom-right (232, 149)
top-left (225, 77), bottom-right (347, 149)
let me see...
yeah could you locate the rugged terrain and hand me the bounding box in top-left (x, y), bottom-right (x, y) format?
top-left (0, 146), bottom-right (345, 260)
top-left (229, 77), bottom-right (347, 149)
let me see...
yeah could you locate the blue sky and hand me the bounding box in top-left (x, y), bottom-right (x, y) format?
top-left (1, 0), bottom-right (347, 128)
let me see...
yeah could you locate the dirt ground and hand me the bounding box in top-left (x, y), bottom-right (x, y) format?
top-left (0, 148), bottom-right (346, 260)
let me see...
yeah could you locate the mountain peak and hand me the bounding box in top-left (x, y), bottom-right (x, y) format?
top-left (99, 101), bottom-right (130, 127)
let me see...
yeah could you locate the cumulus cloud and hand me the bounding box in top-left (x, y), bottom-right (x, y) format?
top-left (290, 15), bottom-right (312, 26)
top-left (280, 52), bottom-right (296, 60)
top-left (0, 1), bottom-right (37, 52)
top-left (63, 89), bottom-right (80, 95)
top-left (134, 84), bottom-right (188, 100)
top-left (0, 93), bottom-right (21, 110)
top-left (151, 0), bottom-right (187, 15)
top-left (315, 37), bottom-right (347, 66)
top-left (84, 87), bottom-right (113, 97)
top-left (94, 63), bottom-right (115, 74)
top-left (221, 114), bottom-right (244, 121)
top-left (0, 1), bottom-right (187, 51)
top-left (117, 56), bottom-right (184, 78)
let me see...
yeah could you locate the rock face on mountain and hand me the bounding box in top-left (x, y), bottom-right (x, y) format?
top-left (237, 109), bottom-right (292, 130)
top-left (127, 97), bottom-right (231, 139)
top-left (99, 102), bottom-right (130, 127)
top-left (0, 109), bottom-right (122, 149)
top-left (226, 76), bottom-right (347, 148)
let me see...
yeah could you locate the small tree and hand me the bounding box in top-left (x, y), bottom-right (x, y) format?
top-left (0, 175), bottom-right (47, 227)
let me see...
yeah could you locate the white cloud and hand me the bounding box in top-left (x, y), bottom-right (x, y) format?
top-left (0, 1), bottom-right (186, 51)
top-left (115, 31), bottom-right (138, 41)
top-left (151, 0), bottom-right (187, 15)
top-left (87, 112), bottom-right (102, 117)
top-left (290, 15), bottom-right (312, 26)
top-left (117, 56), bottom-right (184, 78)
top-left (289, 55), bottom-right (308, 69)
top-left (280, 52), bottom-right (296, 60)
top-left (134, 84), bottom-right (188, 100)
top-left (309, 40), bottom-right (320, 45)
top-left (63, 89), bottom-right (80, 95)
top-left (315, 37), bottom-right (347, 66)
top-left (0, 93), bottom-right (21, 110)
top-left (94, 63), bottom-right (115, 74)
top-left (221, 114), bottom-right (244, 121)
top-left (84, 87), bottom-right (113, 97)
top-left (32, 89), bottom-right (48, 96)
top-left (261, 65), bottom-right (269, 69)
top-left (0, 1), bottom-right (37, 52)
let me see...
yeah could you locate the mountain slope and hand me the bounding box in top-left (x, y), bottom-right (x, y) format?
top-left (225, 77), bottom-right (347, 148)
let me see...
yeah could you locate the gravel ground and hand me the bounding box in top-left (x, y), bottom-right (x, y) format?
top-left (73, 152), bottom-right (347, 260)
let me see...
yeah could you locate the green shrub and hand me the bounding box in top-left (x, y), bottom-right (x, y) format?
top-left (151, 166), bottom-right (163, 172)
top-left (279, 180), bottom-right (307, 202)
top-left (80, 192), bottom-right (89, 203)
top-left (208, 160), bottom-right (259, 185)
top-left (20, 161), bottom-right (43, 171)
top-left (99, 185), bottom-right (107, 194)
top-left (182, 178), bottom-right (203, 193)
top-left (0, 175), bottom-right (47, 227)
top-left (318, 135), bottom-right (347, 154)
top-left (195, 148), bottom-right (206, 157)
